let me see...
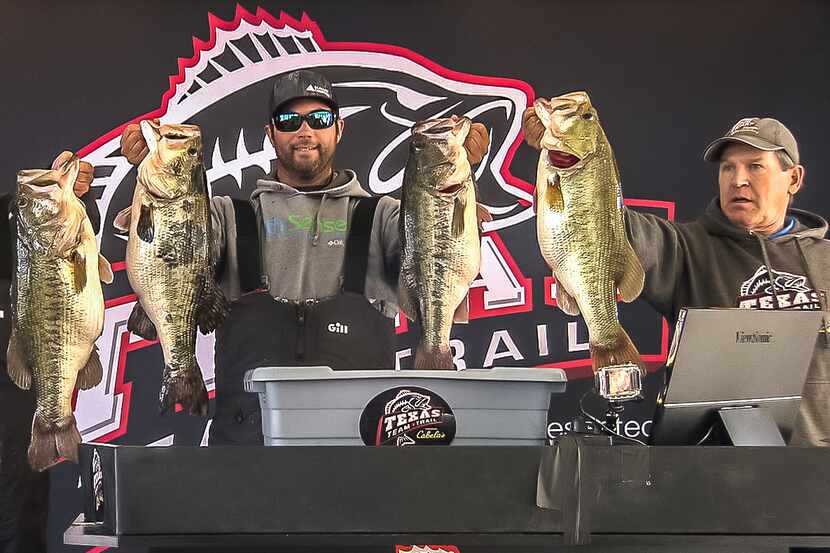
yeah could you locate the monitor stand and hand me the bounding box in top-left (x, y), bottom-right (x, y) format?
top-left (718, 406), bottom-right (786, 446)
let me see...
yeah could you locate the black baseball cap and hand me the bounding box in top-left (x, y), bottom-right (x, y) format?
top-left (703, 117), bottom-right (800, 164)
top-left (269, 70), bottom-right (339, 117)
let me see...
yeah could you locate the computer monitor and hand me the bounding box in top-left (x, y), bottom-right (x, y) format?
top-left (648, 308), bottom-right (824, 446)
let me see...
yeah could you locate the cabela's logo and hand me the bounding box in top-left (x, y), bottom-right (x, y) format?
top-left (360, 386), bottom-right (456, 446)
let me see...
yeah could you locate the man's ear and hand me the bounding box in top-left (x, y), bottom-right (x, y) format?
top-left (789, 165), bottom-right (805, 195)
top-left (336, 119), bottom-right (345, 144)
top-left (265, 123), bottom-right (276, 149)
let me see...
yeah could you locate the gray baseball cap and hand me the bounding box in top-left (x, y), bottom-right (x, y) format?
top-left (269, 69), bottom-right (339, 117)
top-left (703, 117), bottom-right (799, 164)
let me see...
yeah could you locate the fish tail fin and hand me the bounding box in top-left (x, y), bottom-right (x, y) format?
top-left (414, 344), bottom-right (454, 370)
top-left (159, 360), bottom-right (209, 417)
top-left (28, 415), bottom-right (81, 472)
top-left (589, 328), bottom-right (643, 373)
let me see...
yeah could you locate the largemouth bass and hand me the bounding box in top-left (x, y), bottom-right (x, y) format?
top-left (114, 121), bottom-right (227, 415)
top-left (534, 91), bottom-right (645, 372)
top-left (399, 116), bottom-right (482, 369)
top-left (7, 156), bottom-right (113, 471)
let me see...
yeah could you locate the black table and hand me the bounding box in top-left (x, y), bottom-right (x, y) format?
top-left (64, 443), bottom-right (830, 552)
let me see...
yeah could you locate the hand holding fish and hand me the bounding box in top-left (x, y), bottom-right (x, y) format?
top-left (120, 118), bottom-right (160, 166)
top-left (51, 151), bottom-right (94, 197)
top-left (463, 122), bottom-right (490, 165)
top-left (522, 105), bottom-right (545, 150)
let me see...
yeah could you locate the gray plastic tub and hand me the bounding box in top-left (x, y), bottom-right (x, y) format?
top-left (244, 366), bottom-right (567, 446)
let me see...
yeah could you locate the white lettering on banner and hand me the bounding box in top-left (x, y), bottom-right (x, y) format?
top-left (483, 330), bottom-right (524, 367)
top-left (450, 339), bottom-right (467, 370)
top-left (395, 349), bottom-right (412, 370)
top-left (471, 235), bottom-right (528, 311)
top-left (567, 322), bottom-right (589, 352)
top-left (537, 324), bottom-right (549, 356)
top-left (547, 419), bottom-right (652, 439)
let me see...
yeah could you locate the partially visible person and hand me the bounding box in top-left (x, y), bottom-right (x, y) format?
top-left (0, 152), bottom-right (98, 553)
top-left (523, 108), bottom-right (830, 445)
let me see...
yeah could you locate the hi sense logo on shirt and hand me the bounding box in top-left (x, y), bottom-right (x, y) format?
top-left (263, 214), bottom-right (347, 239)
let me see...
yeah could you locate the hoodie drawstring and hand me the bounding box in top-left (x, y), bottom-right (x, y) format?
top-left (312, 192), bottom-right (327, 246)
top-left (750, 230), bottom-right (782, 310)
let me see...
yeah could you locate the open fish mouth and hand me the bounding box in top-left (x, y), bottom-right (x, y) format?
top-left (162, 132), bottom-right (191, 140)
top-left (548, 150), bottom-right (581, 169)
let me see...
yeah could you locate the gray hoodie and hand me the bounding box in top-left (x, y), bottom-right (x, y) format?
top-left (626, 198), bottom-right (830, 446)
top-left (211, 170), bottom-right (401, 318)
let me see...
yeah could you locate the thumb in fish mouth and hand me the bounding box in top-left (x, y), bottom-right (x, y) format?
top-left (140, 119), bottom-right (162, 153)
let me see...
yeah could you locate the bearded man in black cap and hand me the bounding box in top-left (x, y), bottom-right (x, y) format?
top-left (523, 110), bottom-right (830, 446)
top-left (120, 69), bottom-right (491, 445)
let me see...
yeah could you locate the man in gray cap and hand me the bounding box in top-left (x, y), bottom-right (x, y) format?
top-left (119, 69), bottom-right (491, 444)
top-left (523, 111), bottom-right (830, 446)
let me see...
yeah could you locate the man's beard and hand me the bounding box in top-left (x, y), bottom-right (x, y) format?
top-left (278, 143), bottom-right (332, 179)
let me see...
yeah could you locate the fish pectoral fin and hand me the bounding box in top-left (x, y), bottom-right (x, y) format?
top-left (616, 244), bottom-right (645, 303)
top-left (113, 206), bottom-right (132, 234)
top-left (197, 282), bottom-right (229, 334)
top-left (127, 302), bottom-right (158, 341)
top-left (76, 345), bottom-right (104, 390)
top-left (137, 204), bottom-right (154, 243)
top-left (6, 330), bottom-right (32, 390)
top-left (555, 278), bottom-right (581, 316)
top-left (98, 254), bottom-right (114, 284)
top-left (545, 173), bottom-right (565, 212)
top-left (453, 292), bottom-right (470, 324)
top-left (72, 250), bottom-right (87, 293)
top-left (452, 195), bottom-right (467, 238)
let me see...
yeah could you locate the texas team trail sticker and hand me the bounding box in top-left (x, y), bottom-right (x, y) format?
top-left (359, 386), bottom-right (456, 446)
